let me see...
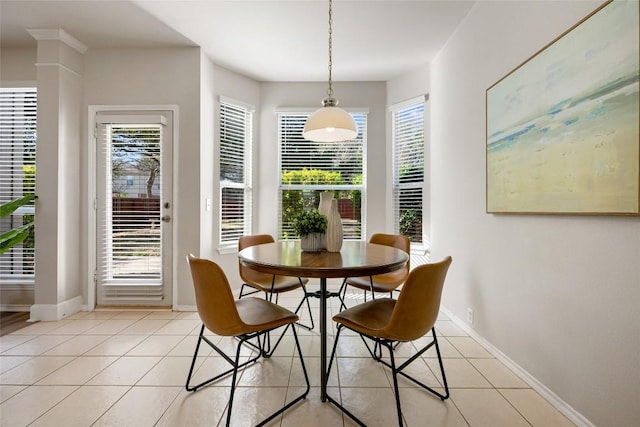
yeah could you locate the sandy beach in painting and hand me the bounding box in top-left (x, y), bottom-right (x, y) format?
top-left (487, 110), bottom-right (638, 213)
top-left (486, 0), bottom-right (639, 214)
top-left (487, 79), bottom-right (638, 213)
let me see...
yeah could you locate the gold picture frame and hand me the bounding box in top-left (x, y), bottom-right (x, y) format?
top-left (486, 0), bottom-right (639, 215)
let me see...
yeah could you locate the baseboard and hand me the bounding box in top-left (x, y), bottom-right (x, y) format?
top-left (30, 295), bottom-right (83, 321)
top-left (440, 306), bottom-right (594, 427)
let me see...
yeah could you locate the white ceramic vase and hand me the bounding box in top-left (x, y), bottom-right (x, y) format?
top-left (318, 191), bottom-right (334, 249)
top-left (325, 199), bottom-right (343, 252)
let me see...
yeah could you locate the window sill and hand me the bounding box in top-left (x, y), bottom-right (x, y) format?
top-left (217, 245), bottom-right (238, 255)
top-left (410, 243), bottom-right (429, 256)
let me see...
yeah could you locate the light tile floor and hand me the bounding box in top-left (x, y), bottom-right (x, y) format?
top-left (0, 282), bottom-right (576, 426)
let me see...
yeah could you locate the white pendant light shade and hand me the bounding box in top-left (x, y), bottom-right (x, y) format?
top-left (303, 104), bottom-right (357, 142)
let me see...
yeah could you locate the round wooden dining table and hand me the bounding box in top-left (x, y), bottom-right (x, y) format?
top-left (238, 240), bottom-right (409, 402)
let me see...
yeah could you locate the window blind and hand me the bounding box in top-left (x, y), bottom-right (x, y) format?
top-left (98, 123), bottom-right (163, 299)
top-left (278, 112), bottom-right (366, 240)
top-left (392, 101), bottom-right (424, 244)
top-left (219, 99), bottom-right (253, 246)
top-left (0, 87), bottom-right (37, 282)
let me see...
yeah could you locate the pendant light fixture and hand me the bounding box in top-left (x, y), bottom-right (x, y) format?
top-left (303, 0), bottom-right (357, 142)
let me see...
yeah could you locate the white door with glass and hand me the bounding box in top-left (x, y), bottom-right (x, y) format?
top-left (95, 111), bottom-right (173, 306)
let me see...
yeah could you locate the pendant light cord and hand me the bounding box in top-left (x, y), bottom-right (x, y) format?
top-left (327, 0), bottom-right (334, 99)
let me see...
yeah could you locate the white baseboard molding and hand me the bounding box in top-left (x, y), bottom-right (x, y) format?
top-left (30, 295), bottom-right (83, 321)
top-left (440, 306), bottom-right (594, 427)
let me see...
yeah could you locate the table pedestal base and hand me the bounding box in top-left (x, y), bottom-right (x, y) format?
top-left (305, 278), bottom-right (342, 402)
top-left (307, 281), bottom-right (368, 426)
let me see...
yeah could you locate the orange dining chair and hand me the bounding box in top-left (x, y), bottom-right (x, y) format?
top-left (185, 254), bottom-right (310, 427)
top-left (239, 234), bottom-right (314, 331)
top-left (327, 256), bottom-right (453, 426)
top-left (338, 233), bottom-right (410, 309)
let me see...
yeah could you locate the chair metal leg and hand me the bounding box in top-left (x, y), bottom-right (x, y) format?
top-left (262, 280), bottom-right (316, 356)
top-left (225, 333), bottom-right (246, 427)
top-left (326, 325), bottom-right (367, 427)
top-left (185, 325), bottom-right (260, 392)
top-left (356, 332), bottom-right (382, 362)
top-left (184, 324), bottom-right (205, 390)
top-left (294, 278), bottom-right (315, 330)
top-left (238, 283), bottom-right (248, 299)
top-left (328, 325), bottom-right (450, 427)
top-left (187, 323), bottom-right (309, 426)
top-left (386, 340), bottom-right (405, 427)
top-left (257, 325), bottom-right (310, 426)
top-left (376, 328), bottom-right (450, 401)
top-left (327, 323), bottom-right (342, 377)
top-left (303, 292), bottom-right (315, 329)
top-left (238, 283), bottom-right (260, 299)
top-left (263, 283), bottom-right (314, 356)
top-left (338, 278), bottom-right (348, 311)
top-left (431, 327), bottom-right (450, 399)
top-left (261, 323), bottom-right (290, 358)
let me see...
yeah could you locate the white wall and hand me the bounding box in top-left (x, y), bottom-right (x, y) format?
top-left (202, 60), bottom-right (262, 290)
top-left (430, 1), bottom-right (640, 426)
top-left (198, 52), bottom-right (216, 263)
top-left (387, 64), bottom-right (430, 106)
top-left (258, 81), bottom-right (388, 238)
top-left (0, 48), bottom-right (36, 82)
top-left (83, 47), bottom-right (201, 308)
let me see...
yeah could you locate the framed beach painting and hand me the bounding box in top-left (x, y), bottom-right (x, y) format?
top-left (486, 0), bottom-right (639, 215)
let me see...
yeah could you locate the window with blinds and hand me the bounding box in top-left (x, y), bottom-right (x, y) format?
top-left (392, 99), bottom-right (424, 245)
top-left (0, 87), bottom-right (37, 283)
top-left (99, 124), bottom-right (162, 284)
top-left (219, 98), bottom-right (253, 247)
top-left (278, 112), bottom-right (366, 240)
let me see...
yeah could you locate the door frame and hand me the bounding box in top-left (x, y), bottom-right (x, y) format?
top-left (87, 105), bottom-right (179, 310)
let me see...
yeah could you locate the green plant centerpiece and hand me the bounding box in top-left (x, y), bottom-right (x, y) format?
top-left (292, 209), bottom-right (327, 252)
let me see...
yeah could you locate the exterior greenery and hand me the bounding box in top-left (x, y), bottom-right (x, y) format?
top-left (111, 127), bottom-right (161, 198)
top-left (292, 209), bottom-right (327, 237)
top-left (281, 169), bottom-right (341, 233)
top-left (281, 168), bottom-right (361, 239)
top-left (399, 208), bottom-right (421, 240)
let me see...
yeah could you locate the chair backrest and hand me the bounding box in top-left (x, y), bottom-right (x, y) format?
top-left (369, 233), bottom-right (411, 281)
top-left (238, 234), bottom-right (276, 284)
top-left (187, 254), bottom-right (246, 336)
top-left (383, 256), bottom-right (452, 341)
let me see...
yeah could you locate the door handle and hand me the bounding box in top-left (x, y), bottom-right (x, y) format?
top-left (161, 215), bottom-right (171, 223)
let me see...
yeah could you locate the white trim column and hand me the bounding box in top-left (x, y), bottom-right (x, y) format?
top-left (29, 29), bottom-right (87, 321)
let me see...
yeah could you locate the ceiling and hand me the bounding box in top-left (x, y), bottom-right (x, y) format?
top-left (1, 0), bottom-right (476, 82)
